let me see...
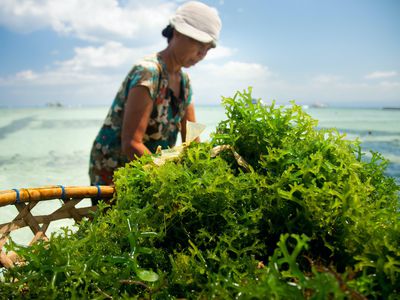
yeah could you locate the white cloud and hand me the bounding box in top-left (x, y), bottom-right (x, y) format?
top-left (57, 42), bottom-right (140, 71)
top-left (0, 40), bottom-right (166, 86)
top-left (188, 64), bottom-right (400, 107)
top-left (2, 58), bottom-right (400, 107)
top-left (2, 68), bottom-right (110, 86)
top-left (1, 1), bottom-right (398, 109)
top-left (195, 61), bottom-right (271, 80)
top-left (311, 74), bottom-right (341, 84)
top-left (365, 71), bottom-right (398, 80)
top-left (204, 45), bottom-right (236, 60)
top-left (0, 0), bottom-right (175, 43)
top-left (15, 70), bottom-right (38, 80)
top-left (0, 43), bottom-right (251, 87)
top-left (0, 57), bottom-right (277, 106)
top-left (189, 61), bottom-right (273, 104)
top-left (297, 78), bottom-right (400, 107)
top-left (378, 81), bottom-right (400, 88)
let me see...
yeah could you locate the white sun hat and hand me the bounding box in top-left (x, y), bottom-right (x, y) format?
top-left (170, 1), bottom-right (222, 46)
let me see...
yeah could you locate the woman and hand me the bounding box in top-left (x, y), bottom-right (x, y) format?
top-left (89, 1), bottom-right (222, 188)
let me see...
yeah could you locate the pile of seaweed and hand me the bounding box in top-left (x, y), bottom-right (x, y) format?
top-left (1, 89), bottom-right (399, 299)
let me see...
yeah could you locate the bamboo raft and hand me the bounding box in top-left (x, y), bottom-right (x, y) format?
top-left (0, 185), bottom-right (115, 268)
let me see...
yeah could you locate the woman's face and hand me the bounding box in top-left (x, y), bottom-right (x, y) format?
top-left (172, 31), bottom-right (214, 68)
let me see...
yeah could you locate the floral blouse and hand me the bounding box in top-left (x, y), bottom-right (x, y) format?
top-left (89, 53), bottom-right (193, 185)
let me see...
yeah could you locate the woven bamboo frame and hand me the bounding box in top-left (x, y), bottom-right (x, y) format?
top-left (0, 185), bottom-right (114, 268)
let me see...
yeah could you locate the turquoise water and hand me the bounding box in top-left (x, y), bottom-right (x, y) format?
top-left (0, 105), bottom-right (399, 245)
top-left (0, 105), bottom-right (399, 189)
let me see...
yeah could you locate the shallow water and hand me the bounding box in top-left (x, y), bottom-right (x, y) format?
top-left (0, 105), bottom-right (399, 245)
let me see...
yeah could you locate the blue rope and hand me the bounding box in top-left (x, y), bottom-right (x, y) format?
top-left (96, 185), bottom-right (102, 199)
top-left (12, 188), bottom-right (20, 204)
top-left (58, 185), bottom-right (66, 200)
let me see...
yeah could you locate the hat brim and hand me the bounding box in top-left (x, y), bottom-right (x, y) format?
top-left (171, 17), bottom-right (216, 46)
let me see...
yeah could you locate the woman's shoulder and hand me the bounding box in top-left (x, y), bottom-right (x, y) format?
top-left (133, 54), bottom-right (162, 74)
top-left (123, 54), bottom-right (162, 86)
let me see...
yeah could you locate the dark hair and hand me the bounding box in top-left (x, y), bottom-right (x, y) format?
top-left (162, 25), bottom-right (174, 43)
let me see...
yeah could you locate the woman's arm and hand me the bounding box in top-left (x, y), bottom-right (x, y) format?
top-left (121, 86), bottom-right (154, 160)
top-left (180, 102), bottom-right (199, 143)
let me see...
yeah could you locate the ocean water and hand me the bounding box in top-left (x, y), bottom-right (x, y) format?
top-left (1, 105), bottom-right (399, 191)
top-left (0, 105), bottom-right (399, 245)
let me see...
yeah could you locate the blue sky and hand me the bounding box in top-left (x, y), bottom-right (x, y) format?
top-left (0, 0), bottom-right (399, 107)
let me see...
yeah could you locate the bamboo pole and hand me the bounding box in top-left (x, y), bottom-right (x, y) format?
top-left (0, 185), bottom-right (115, 268)
top-left (0, 185), bottom-right (115, 207)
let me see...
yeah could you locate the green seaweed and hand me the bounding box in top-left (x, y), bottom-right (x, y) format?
top-left (1, 88), bottom-right (399, 299)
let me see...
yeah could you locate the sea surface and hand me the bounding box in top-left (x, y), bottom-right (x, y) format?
top-left (0, 105), bottom-right (399, 245)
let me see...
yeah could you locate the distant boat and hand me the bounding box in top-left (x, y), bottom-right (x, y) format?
top-left (46, 102), bottom-right (63, 108)
top-left (382, 107), bottom-right (400, 110)
top-left (311, 102), bottom-right (328, 108)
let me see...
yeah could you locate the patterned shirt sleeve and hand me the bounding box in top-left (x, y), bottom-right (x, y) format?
top-left (126, 61), bottom-right (161, 101)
